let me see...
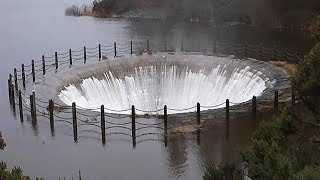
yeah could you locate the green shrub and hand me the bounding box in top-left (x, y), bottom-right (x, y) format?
top-left (240, 107), bottom-right (299, 179)
top-left (0, 161), bottom-right (30, 180)
top-left (292, 166), bottom-right (320, 180)
top-left (203, 161), bottom-right (244, 180)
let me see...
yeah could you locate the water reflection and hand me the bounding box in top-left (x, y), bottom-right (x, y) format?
top-left (0, 0), bottom-right (314, 179)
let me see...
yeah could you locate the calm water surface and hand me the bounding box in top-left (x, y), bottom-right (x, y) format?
top-left (0, 0), bottom-right (314, 179)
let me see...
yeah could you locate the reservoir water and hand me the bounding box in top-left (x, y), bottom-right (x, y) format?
top-left (0, 0), bottom-right (314, 179)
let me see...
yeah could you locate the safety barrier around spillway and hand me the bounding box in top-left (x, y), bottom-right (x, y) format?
top-left (7, 40), bottom-right (297, 146)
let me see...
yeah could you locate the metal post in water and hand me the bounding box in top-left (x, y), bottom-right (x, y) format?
top-left (101, 105), bottom-right (106, 144)
top-left (84, 46), bottom-right (87, 64)
top-left (69, 49), bottom-right (72, 66)
top-left (22, 64), bottom-right (25, 88)
top-left (42, 55), bottom-right (45, 75)
top-left (49, 99), bottom-right (54, 133)
top-left (164, 105), bottom-right (168, 134)
top-left (32, 91), bottom-right (37, 123)
top-left (226, 99), bottom-right (230, 139)
top-left (14, 68), bottom-right (18, 91)
top-left (114, 42), bottom-right (117, 58)
top-left (32, 60), bottom-right (35, 83)
top-left (55, 52), bottom-right (58, 70)
top-left (11, 84), bottom-right (15, 111)
top-left (131, 105), bottom-right (136, 147)
top-left (197, 103), bottom-right (200, 125)
top-left (8, 79), bottom-right (11, 103)
top-left (147, 40), bottom-right (149, 51)
top-left (72, 102), bottom-right (78, 142)
top-left (18, 90), bottom-right (23, 122)
top-left (30, 94), bottom-right (36, 123)
top-left (130, 41), bottom-right (133, 55)
top-left (98, 44), bottom-right (101, 61)
top-left (252, 96), bottom-right (257, 120)
top-left (30, 94), bottom-right (33, 118)
top-left (164, 105), bottom-right (168, 147)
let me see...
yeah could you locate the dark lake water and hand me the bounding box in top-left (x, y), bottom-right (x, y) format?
top-left (0, 0), bottom-right (315, 179)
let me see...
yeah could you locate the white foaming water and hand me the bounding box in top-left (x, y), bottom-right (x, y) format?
top-left (58, 65), bottom-right (268, 114)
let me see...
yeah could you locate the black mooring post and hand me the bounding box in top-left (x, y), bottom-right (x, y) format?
top-left (30, 94), bottom-right (34, 119)
top-left (147, 40), bottom-right (149, 51)
top-left (197, 103), bottom-right (200, 125)
top-left (8, 79), bottom-right (11, 103)
top-left (114, 42), bottom-right (117, 58)
top-left (55, 52), bottom-right (58, 70)
top-left (30, 93), bottom-right (37, 124)
top-left (18, 90), bottom-right (23, 122)
top-left (84, 46), bottom-right (87, 64)
top-left (226, 99), bottom-right (230, 139)
top-left (181, 40), bottom-right (184, 52)
top-left (9, 73), bottom-right (12, 84)
top-left (9, 74), bottom-right (12, 101)
top-left (131, 105), bottom-right (136, 147)
top-left (14, 68), bottom-right (18, 91)
top-left (164, 105), bottom-right (168, 134)
top-left (98, 44), bottom-right (102, 61)
top-left (274, 91), bottom-right (279, 111)
top-left (69, 49), bottom-right (72, 66)
top-left (164, 40), bottom-right (167, 52)
top-left (42, 55), bottom-right (45, 75)
top-left (98, 44), bottom-right (101, 61)
top-left (49, 99), bottom-right (54, 133)
top-left (32, 91), bottom-right (37, 123)
top-left (11, 84), bottom-right (15, 111)
top-left (31, 60), bottom-right (35, 83)
top-left (101, 105), bottom-right (106, 145)
top-left (252, 96), bottom-right (257, 120)
top-left (22, 64), bottom-right (25, 88)
top-left (72, 102), bottom-right (78, 142)
top-left (130, 41), bottom-right (133, 55)
top-left (164, 105), bottom-right (168, 147)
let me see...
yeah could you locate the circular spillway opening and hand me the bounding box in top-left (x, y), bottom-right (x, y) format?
top-left (57, 55), bottom-right (271, 115)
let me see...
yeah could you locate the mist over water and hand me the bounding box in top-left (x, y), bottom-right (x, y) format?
top-left (59, 64), bottom-right (268, 114)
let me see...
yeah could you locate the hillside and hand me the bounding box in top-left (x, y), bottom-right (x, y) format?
top-left (92, 0), bottom-right (320, 27)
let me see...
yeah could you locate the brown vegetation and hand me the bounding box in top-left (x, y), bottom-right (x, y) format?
top-left (271, 61), bottom-right (297, 77)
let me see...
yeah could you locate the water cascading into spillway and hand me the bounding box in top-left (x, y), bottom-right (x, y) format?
top-left (58, 65), bottom-right (268, 114)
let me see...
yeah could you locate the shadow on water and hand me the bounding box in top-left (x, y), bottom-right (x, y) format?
top-left (10, 100), bottom-right (275, 178)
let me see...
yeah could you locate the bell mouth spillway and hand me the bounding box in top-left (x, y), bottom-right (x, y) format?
top-left (44, 53), bottom-right (286, 115)
top-left (59, 65), bottom-right (267, 114)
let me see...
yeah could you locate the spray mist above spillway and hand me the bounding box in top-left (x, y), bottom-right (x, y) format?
top-left (50, 53), bottom-right (282, 115)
